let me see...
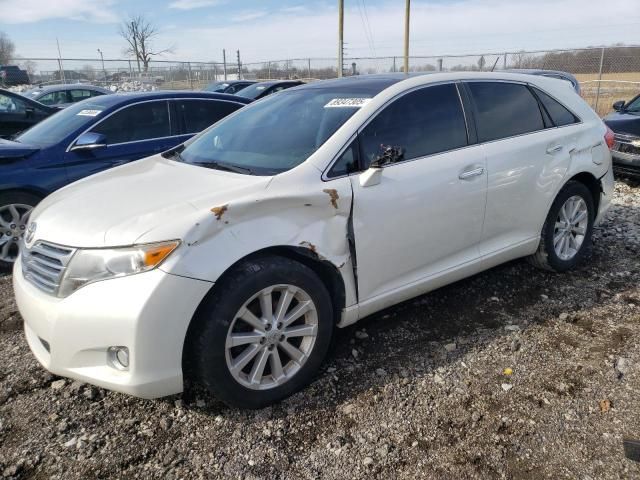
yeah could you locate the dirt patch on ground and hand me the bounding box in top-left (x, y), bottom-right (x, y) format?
top-left (0, 178), bottom-right (639, 479)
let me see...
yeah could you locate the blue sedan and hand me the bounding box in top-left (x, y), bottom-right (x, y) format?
top-left (0, 91), bottom-right (251, 268)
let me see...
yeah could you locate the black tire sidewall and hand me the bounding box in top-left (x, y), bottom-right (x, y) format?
top-left (0, 191), bottom-right (41, 271)
top-left (541, 182), bottom-right (595, 272)
top-left (193, 256), bottom-right (333, 409)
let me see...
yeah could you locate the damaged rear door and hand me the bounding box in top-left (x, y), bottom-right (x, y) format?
top-left (349, 82), bottom-right (487, 302)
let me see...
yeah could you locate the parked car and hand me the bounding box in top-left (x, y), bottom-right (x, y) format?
top-left (0, 88), bottom-right (56, 139)
top-left (13, 72), bottom-right (614, 408)
top-left (0, 65), bottom-right (30, 87)
top-left (0, 91), bottom-right (251, 268)
top-left (21, 84), bottom-right (111, 108)
top-left (202, 80), bottom-right (256, 94)
top-left (505, 69), bottom-right (581, 94)
top-left (603, 94), bottom-right (640, 175)
top-left (236, 80), bottom-right (305, 100)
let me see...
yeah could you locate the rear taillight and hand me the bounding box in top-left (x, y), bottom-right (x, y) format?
top-left (604, 125), bottom-right (615, 150)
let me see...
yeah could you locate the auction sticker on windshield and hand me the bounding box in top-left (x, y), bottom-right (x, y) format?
top-left (324, 98), bottom-right (371, 108)
top-left (77, 109), bottom-right (102, 116)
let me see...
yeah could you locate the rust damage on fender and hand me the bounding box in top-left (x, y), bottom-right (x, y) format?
top-left (211, 204), bottom-right (228, 220)
top-left (322, 189), bottom-right (339, 209)
top-left (299, 241), bottom-right (317, 253)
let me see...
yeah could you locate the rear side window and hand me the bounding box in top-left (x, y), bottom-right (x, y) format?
top-left (359, 83), bottom-right (467, 167)
top-left (38, 91), bottom-right (68, 106)
top-left (69, 90), bottom-right (93, 102)
top-left (176, 99), bottom-right (242, 134)
top-left (91, 101), bottom-right (170, 144)
top-left (533, 88), bottom-right (579, 127)
top-left (468, 82), bottom-right (544, 142)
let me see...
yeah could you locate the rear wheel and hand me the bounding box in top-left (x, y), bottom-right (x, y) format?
top-left (189, 256), bottom-right (333, 409)
top-left (0, 192), bottom-right (40, 271)
top-left (528, 181), bottom-right (595, 272)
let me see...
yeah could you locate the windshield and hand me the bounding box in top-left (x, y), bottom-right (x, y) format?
top-left (16, 100), bottom-right (110, 147)
top-left (178, 88), bottom-right (372, 175)
top-left (203, 82), bottom-right (229, 93)
top-left (237, 83), bottom-right (271, 99)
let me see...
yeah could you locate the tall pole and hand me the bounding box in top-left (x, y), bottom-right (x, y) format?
top-left (56, 37), bottom-right (66, 83)
top-left (236, 50), bottom-right (242, 80)
top-left (338, 0), bottom-right (344, 77)
top-left (222, 49), bottom-right (227, 81)
top-left (97, 49), bottom-right (106, 83)
top-left (594, 47), bottom-right (605, 112)
top-left (403, 0), bottom-right (410, 74)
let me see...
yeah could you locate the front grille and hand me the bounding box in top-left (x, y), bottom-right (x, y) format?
top-left (613, 133), bottom-right (640, 156)
top-left (22, 241), bottom-right (75, 295)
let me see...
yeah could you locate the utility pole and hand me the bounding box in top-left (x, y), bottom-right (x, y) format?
top-left (97, 48), bottom-right (106, 83)
top-left (236, 50), bottom-right (242, 80)
top-left (403, 0), bottom-right (410, 74)
top-left (222, 49), bottom-right (227, 81)
top-left (56, 38), bottom-right (66, 83)
top-left (338, 0), bottom-right (344, 77)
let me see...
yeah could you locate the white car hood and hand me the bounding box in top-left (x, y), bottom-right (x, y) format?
top-left (30, 156), bottom-right (271, 247)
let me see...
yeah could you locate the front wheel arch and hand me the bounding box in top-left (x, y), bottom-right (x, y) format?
top-left (181, 247), bottom-right (346, 383)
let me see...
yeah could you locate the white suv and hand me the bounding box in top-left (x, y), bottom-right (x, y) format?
top-left (13, 72), bottom-right (614, 408)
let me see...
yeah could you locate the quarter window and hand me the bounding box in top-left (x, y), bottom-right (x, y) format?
top-left (328, 142), bottom-right (359, 178)
top-left (176, 99), bottom-right (242, 134)
top-left (533, 87), bottom-right (579, 127)
top-left (467, 82), bottom-right (544, 142)
top-left (91, 101), bottom-right (170, 144)
top-left (359, 83), bottom-right (468, 168)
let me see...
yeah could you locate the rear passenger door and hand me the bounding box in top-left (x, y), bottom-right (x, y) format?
top-left (173, 99), bottom-right (244, 142)
top-left (464, 81), bottom-right (581, 255)
top-left (63, 100), bottom-right (176, 183)
top-left (349, 82), bottom-right (487, 301)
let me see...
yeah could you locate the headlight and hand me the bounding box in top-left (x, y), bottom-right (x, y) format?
top-left (58, 241), bottom-right (179, 297)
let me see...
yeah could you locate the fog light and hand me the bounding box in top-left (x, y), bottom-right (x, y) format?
top-left (107, 346), bottom-right (129, 371)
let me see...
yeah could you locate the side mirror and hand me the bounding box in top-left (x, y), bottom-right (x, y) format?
top-left (612, 100), bottom-right (626, 112)
top-left (70, 132), bottom-right (107, 152)
top-left (359, 145), bottom-right (405, 188)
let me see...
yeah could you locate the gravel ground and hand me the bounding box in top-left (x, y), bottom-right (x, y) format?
top-left (1, 178), bottom-right (639, 479)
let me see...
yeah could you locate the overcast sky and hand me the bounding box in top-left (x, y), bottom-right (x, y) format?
top-left (2, 0), bottom-right (639, 63)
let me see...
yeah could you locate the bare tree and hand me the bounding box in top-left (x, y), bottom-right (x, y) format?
top-left (119, 16), bottom-right (173, 73)
top-left (0, 32), bottom-right (16, 65)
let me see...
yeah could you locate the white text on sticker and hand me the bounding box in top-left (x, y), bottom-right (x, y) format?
top-left (77, 109), bottom-right (102, 117)
top-left (324, 98), bottom-right (371, 108)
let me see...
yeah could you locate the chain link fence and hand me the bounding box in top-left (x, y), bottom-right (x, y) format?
top-left (7, 45), bottom-right (640, 117)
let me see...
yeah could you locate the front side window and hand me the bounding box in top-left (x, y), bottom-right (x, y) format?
top-left (91, 101), bottom-right (170, 144)
top-left (625, 95), bottom-right (640, 114)
top-left (177, 88), bottom-right (379, 175)
top-left (533, 87), bottom-right (579, 127)
top-left (37, 90), bottom-right (69, 106)
top-left (359, 83), bottom-right (468, 168)
top-left (468, 82), bottom-right (544, 142)
top-left (176, 99), bottom-right (242, 134)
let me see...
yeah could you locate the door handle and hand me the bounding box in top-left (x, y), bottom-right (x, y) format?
top-left (458, 166), bottom-right (484, 180)
top-left (546, 144), bottom-right (564, 154)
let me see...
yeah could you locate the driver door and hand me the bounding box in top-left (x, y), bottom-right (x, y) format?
top-left (348, 83), bottom-right (487, 302)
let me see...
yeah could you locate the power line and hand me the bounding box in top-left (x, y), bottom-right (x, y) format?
top-left (361, 0), bottom-right (377, 58)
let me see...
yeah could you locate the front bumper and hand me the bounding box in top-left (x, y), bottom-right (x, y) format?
top-left (13, 257), bottom-right (212, 399)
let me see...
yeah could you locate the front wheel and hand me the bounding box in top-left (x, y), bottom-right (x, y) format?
top-left (189, 256), bottom-right (333, 409)
top-left (528, 181), bottom-right (595, 272)
top-left (0, 192), bottom-right (41, 271)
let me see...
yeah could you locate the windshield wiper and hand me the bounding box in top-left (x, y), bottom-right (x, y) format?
top-left (162, 145), bottom-right (185, 161)
top-left (192, 160), bottom-right (255, 175)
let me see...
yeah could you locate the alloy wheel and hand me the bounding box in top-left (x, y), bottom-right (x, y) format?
top-left (225, 284), bottom-right (319, 390)
top-left (0, 203), bottom-right (32, 264)
top-left (553, 195), bottom-right (589, 261)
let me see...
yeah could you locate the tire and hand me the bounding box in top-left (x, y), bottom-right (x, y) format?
top-left (189, 255), bottom-right (333, 409)
top-left (528, 181), bottom-right (595, 272)
top-left (0, 191), bottom-right (41, 271)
